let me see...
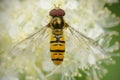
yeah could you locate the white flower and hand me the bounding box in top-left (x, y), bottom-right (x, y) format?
top-left (0, 0), bottom-right (120, 80)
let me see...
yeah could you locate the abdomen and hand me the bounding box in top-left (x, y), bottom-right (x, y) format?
top-left (50, 34), bottom-right (65, 65)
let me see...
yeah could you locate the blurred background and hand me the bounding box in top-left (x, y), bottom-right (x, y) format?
top-left (0, 0), bottom-right (120, 80)
top-left (101, 2), bottom-right (120, 80)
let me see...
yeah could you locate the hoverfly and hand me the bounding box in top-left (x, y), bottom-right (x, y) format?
top-left (10, 6), bottom-right (104, 65)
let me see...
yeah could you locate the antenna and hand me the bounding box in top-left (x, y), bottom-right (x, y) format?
top-left (54, 4), bottom-right (61, 8)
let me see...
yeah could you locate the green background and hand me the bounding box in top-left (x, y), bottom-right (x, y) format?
top-left (102, 2), bottom-right (120, 80)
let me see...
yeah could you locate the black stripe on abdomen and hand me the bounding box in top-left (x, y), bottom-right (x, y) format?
top-left (52, 58), bottom-right (63, 61)
top-left (50, 50), bottom-right (65, 52)
top-left (50, 41), bottom-right (65, 43)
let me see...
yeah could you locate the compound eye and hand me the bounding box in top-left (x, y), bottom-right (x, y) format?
top-left (57, 9), bottom-right (65, 16)
top-left (49, 9), bottom-right (65, 17)
top-left (49, 9), bottom-right (57, 16)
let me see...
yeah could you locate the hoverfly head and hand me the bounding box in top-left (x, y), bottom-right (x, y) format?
top-left (49, 5), bottom-right (65, 17)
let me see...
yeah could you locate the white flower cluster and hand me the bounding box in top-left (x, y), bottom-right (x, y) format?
top-left (0, 0), bottom-right (120, 80)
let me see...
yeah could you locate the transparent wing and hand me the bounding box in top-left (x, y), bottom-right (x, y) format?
top-left (64, 26), bottom-right (106, 67)
top-left (9, 26), bottom-right (51, 57)
top-left (3, 26), bottom-right (51, 79)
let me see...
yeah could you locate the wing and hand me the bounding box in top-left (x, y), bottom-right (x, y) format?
top-left (9, 25), bottom-right (51, 57)
top-left (3, 25), bottom-right (52, 79)
top-left (64, 26), bottom-right (106, 67)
